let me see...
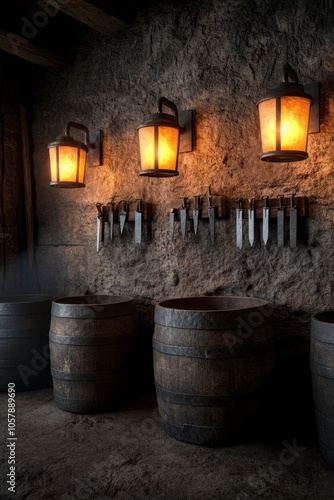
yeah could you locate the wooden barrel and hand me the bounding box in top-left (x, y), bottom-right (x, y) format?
top-left (310, 311), bottom-right (334, 467)
top-left (153, 296), bottom-right (275, 446)
top-left (0, 294), bottom-right (54, 392)
top-left (49, 295), bottom-right (138, 413)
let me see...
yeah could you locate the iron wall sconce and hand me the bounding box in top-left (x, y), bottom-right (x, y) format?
top-left (49, 121), bottom-right (102, 188)
top-left (137, 97), bottom-right (194, 177)
top-left (257, 64), bottom-right (319, 162)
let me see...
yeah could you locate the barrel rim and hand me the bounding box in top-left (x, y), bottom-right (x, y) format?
top-left (0, 294), bottom-right (55, 304)
top-left (52, 295), bottom-right (135, 307)
top-left (311, 310), bottom-right (334, 325)
top-left (155, 295), bottom-right (271, 313)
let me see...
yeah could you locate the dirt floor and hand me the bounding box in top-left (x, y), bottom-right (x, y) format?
top-left (0, 387), bottom-right (334, 500)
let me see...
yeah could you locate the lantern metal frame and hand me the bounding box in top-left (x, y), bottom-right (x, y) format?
top-left (137, 97), bottom-right (194, 177)
top-left (49, 121), bottom-right (102, 188)
top-left (257, 63), bottom-right (319, 163)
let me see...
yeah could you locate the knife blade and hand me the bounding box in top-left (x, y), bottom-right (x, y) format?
top-left (180, 197), bottom-right (187, 240)
top-left (277, 195), bottom-right (285, 248)
top-left (170, 209), bottom-right (175, 241)
top-left (207, 192), bottom-right (215, 244)
top-left (96, 202), bottom-right (103, 252)
top-left (262, 195), bottom-right (269, 246)
top-left (289, 194), bottom-right (297, 248)
top-left (135, 200), bottom-right (143, 245)
top-left (236, 198), bottom-right (243, 249)
top-left (119, 200), bottom-right (127, 235)
top-left (107, 201), bottom-right (114, 241)
top-left (193, 195), bottom-right (200, 235)
top-left (248, 198), bottom-right (255, 247)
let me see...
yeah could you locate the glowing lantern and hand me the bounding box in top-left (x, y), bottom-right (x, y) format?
top-left (258, 64), bottom-right (313, 162)
top-left (137, 97), bottom-right (183, 177)
top-left (49, 122), bottom-right (102, 188)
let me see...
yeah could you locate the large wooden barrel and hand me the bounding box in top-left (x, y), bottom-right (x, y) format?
top-left (310, 311), bottom-right (334, 467)
top-left (0, 294), bottom-right (54, 392)
top-left (49, 295), bottom-right (138, 413)
top-left (153, 296), bottom-right (275, 446)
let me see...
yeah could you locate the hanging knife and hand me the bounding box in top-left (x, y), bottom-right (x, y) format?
top-left (207, 189), bottom-right (215, 244)
top-left (170, 209), bottom-right (175, 241)
top-left (289, 194), bottom-right (297, 248)
top-left (119, 200), bottom-right (127, 235)
top-left (277, 195), bottom-right (285, 248)
top-left (96, 202), bottom-right (103, 252)
top-left (262, 195), bottom-right (269, 246)
top-left (107, 201), bottom-right (114, 241)
top-left (180, 197), bottom-right (187, 240)
top-left (135, 199), bottom-right (143, 245)
top-left (193, 195), bottom-right (200, 235)
top-left (248, 198), bottom-right (255, 247)
top-left (236, 198), bottom-right (243, 249)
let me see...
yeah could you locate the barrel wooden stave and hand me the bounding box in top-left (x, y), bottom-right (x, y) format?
top-left (0, 295), bottom-right (53, 392)
top-left (153, 296), bottom-right (274, 446)
top-left (49, 295), bottom-right (138, 413)
top-left (310, 311), bottom-right (334, 467)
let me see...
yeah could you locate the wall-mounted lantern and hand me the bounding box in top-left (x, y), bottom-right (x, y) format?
top-left (257, 64), bottom-right (319, 162)
top-left (137, 97), bottom-right (194, 177)
top-left (49, 121), bottom-right (102, 188)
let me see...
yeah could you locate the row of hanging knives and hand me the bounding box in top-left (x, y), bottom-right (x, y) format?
top-left (96, 200), bottom-right (152, 251)
top-left (235, 195), bottom-right (298, 249)
top-left (170, 194), bottom-right (306, 248)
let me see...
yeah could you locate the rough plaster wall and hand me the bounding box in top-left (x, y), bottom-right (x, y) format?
top-left (31, 0), bottom-right (334, 341)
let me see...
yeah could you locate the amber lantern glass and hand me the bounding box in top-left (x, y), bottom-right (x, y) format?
top-left (49, 122), bottom-right (89, 188)
top-left (258, 64), bottom-right (312, 162)
top-left (137, 97), bottom-right (182, 177)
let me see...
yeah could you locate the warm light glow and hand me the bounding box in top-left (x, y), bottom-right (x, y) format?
top-left (138, 125), bottom-right (180, 172)
top-left (259, 95), bottom-right (311, 160)
top-left (138, 127), bottom-right (155, 171)
top-left (258, 99), bottom-right (276, 153)
top-left (280, 96), bottom-right (311, 150)
top-left (158, 126), bottom-right (179, 170)
top-left (49, 145), bottom-right (87, 184)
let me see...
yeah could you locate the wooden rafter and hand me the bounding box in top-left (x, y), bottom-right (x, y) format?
top-left (42, 0), bottom-right (133, 36)
top-left (0, 27), bottom-right (68, 69)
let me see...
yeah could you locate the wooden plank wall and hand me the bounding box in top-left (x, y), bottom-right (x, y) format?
top-left (0, 54), bottom-right (36, 294)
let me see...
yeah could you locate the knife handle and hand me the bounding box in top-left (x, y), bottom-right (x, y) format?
top-left (289, 193), bottom-right (296, 209)
top-left (194, 195), bottom-right (200, 210)
top-left (96, 202), bottom-right (103, 215)
top-left (181, 197), bottom-right (188, 210)
top-left (119, 199), bottom-right (128, 214)
top-left (278, 195), bottom-right (284, 210)
top-left (236, 198), bottom-right (243, 211)
top-left (262, 195), bottom-right (269, 208)
top-left (137, 199), bottom-right (143, 212)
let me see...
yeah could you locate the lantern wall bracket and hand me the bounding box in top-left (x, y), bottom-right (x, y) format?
top-left (65, 122), bottom-right (102, 166)
top-left (305, 82), bottom-right (320, 134)
top-left (179, 109), bottom-right (194, 153)
top-left (87, 129), bottom-right (102, 167)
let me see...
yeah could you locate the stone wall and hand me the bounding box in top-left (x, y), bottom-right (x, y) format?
top-left (31, 0), bottom-right (334, 397)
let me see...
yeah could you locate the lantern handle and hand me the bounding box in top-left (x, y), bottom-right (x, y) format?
top-left (283, 63), bottom-right (299, 84)
top-left (65, 121), bottom-right (90, 145)
top-left (157, 97), bottom-right (179, 124)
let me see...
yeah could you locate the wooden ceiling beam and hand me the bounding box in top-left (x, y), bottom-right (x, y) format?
top-left (0, 27), bottom-right (68, 69)
top-left (42, 0), bottom-right (133, 36)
